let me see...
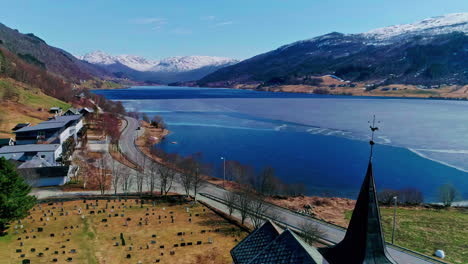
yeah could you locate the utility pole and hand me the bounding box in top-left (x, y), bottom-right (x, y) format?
top-left (220, 156), bottom-right (226, 189)
top-left (392, 196), bottom-right (397, 244)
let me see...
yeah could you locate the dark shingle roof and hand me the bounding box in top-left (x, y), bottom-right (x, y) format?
top-left (247, 230), bottom-right (324, 264)
top-left (231, 221), bottom-right (282, 264)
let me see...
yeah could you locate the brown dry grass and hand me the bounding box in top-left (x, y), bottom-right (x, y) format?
top-left (267, 195), bottom-right (355, 227)
top-left (0, 199), bottom-right (247, 264)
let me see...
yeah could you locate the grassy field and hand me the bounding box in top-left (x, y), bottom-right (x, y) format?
top-left (0, 78), bottom-right (70, 137)
top-left (345, 207), bottom-right (468, 264)
top-left (0, 198), bottom-right (247, 264)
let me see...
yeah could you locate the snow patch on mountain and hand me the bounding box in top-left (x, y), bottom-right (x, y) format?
top-left (151, 56), bottom-right (237, 72)
top-left (79, 51), bottom-right (238, 73)
top-left (364, 13), bottom-right (468, 41)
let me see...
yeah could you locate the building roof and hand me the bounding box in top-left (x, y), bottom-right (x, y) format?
top-left (80, 107), bottom-right (94, 113)
top-left (50, 107), bottom-right (62, 110)
top-left (231, 221), bottom-right (325, 264)
top-left (319, 161), bottom-right (397, 264)
top-left (12, 123), bottom-right (31, 131)
top-left (231, 221), bottom-right (283, 264)
top-left (247, 230), bottom-right (325, 264)
top-left (0, 144), bottom-right (60, 154)
top-left (17, 156), bottom-right (53, 168)
top-left (15, 115), bottom-right (82, 133)
top-left (64, 108), bottom-right (80, 115)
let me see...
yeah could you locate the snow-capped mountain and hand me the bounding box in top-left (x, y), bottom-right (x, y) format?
top-left (79, 51), bottom-right (238, 83)
top-left (199, 13), bottom-right (468, 87)
top-left (151, 56), bottom-right (237, 72)
top-left (363, 13), bottom-right (468, 43)
top-left (79, 51), bottom-right (156, 71)
top-left (79, 51), bottom-right (237, 73)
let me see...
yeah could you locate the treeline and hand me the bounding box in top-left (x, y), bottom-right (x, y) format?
top-left (151, 144), bottom-right (306, 197)
top-left (0, 47), bottom-right (72, 101)
top-left (378, 188), bottom-right (424, 205)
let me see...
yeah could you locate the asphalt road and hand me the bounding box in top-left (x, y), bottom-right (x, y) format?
top-left (114, 116), bottom-right (441, 264)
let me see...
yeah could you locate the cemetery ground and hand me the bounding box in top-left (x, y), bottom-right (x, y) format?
top-left (0, 197), bottom-right (247, 264)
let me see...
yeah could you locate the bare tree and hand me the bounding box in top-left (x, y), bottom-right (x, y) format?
top-left (135, 155), bottom-right (147, 195)
top-left (112, 160), bottom-right (130, 195)
top-left (248, 195), bottom-right (270, 229)
top-left (255, 166), bottom-right (277, 196)
top-left (224, 191), bottom-right (238, 216)
top-left (298, 221), bottom-right (325, 245)
top-left (121, 169), bottom-right (134, 195)
top-left (236, 191), bottom-right (250, 225)
top-left (95, 156), bottom-right (110, 195)
top-left (111, 159), bottom-right (121, 195)
top-left (438, 184), bottom-right (459, 207)
top-left (146, 162), bottom-right (159, 196)
top-left (178, 156), bottom-right (198, 197)
top-left (158, 165), bottom-right (176, 197)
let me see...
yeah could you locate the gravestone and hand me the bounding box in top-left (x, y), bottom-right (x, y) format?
top-left (22, 259), bottom-right (30, 264)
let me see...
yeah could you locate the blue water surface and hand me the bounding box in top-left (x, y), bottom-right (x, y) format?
top-left (94, 86), bottom-right (468, 201)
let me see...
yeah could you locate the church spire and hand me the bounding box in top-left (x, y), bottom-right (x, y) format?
top-left (320, 116), bottom-right (397, 264)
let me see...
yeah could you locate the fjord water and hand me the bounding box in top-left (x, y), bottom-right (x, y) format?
top-left (94, 86), bottom-right (468, 201)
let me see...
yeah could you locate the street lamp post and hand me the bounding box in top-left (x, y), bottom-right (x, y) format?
top-left (392, 196), bottom-right (397, 244)
top-left (220, 157), bottom-right (226, 189)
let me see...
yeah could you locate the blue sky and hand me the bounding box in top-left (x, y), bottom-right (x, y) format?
top-left (1, 0), bottom-right (466, 60)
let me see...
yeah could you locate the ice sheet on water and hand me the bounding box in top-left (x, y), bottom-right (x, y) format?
top-left (121, 93), bottom-right (468, 172)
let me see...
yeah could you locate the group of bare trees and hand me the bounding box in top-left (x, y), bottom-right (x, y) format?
top-left (108, 154), bottom-right (177, 197)
top-left (378, 188), bottom-right (424, 205)
top-left (177, 154), bottom-right (208, 200)
top-left (224, 190), bottom-right (270, 228)
top-left (225, 160), bottom-right (306, 196)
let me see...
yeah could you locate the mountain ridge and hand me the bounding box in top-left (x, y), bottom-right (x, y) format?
top-left (79, 51), bottom-right (238, 83)
top-left (198, 13), bottom-right (468, 88)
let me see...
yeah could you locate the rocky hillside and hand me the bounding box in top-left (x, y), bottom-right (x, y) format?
top-left (198, 13), bottom-right (468, 88)
top-left (0, 23), bottom-right (110, 82)
top-left (80, 51), bottom-right (238, 83)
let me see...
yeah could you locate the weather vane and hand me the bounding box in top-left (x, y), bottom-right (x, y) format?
top-left (368, 115), bottom-right (380, 160)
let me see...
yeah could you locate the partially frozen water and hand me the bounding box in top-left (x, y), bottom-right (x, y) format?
top-left (94, 86), bottom-right (468, 201)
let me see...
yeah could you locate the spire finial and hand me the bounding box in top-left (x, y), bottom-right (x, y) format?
top-left (368, 115), bottom-right (380, 160)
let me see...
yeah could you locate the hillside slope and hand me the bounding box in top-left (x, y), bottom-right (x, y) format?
top-left (0, 23), bottom-right (111, 82)
top-left (0, 78), bottom-right (70, 137)
top-left (198, 13), bottom-right (468, 88)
